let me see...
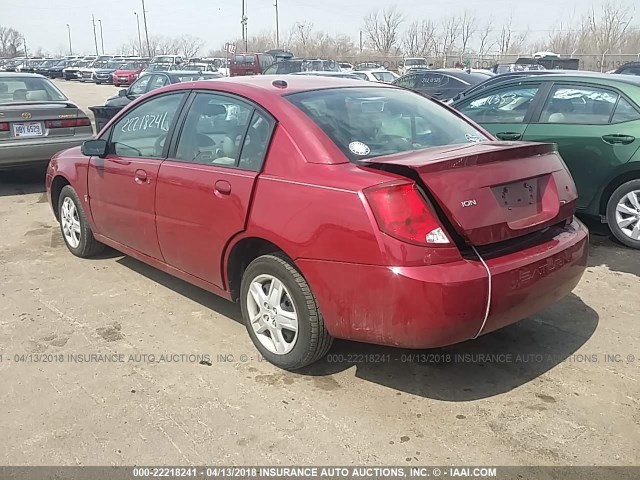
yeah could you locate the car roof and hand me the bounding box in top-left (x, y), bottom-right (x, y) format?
top-left (161, 75), bottom-right (381, 95)
top-left (0, 72), bottom-right (46, 78)
top-left (497, 72), bottom-right (640, 87)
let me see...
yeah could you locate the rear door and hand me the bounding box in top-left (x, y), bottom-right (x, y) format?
top-left (155, 91), bottom-right (274, 287)
top-left (87, 92), bottom-right (186, 258)
top-left (522, 82), bottom-right (640, 210)
top-left (455, 81), bottom-right (546, 141)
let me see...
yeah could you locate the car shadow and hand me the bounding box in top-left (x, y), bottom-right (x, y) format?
top-left (0, 166), bottom-right (47, 197)
top-left (115, 255), bottom-right (243, 324)
top-left (580, 216), bottom-right (640, 277)
top-left (114, 251), bottom-right (598, 401)
top-left (298, 293), bottom-right (598, 401)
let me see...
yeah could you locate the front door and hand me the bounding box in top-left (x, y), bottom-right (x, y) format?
top-left (155, 92), bottom-right (274, 287)
top-left (455, 82), bottom-right (545, 141)
top-left (87, 92), bottom-right (186, 259)
top-left (522, 83), bottom-right (640, 210)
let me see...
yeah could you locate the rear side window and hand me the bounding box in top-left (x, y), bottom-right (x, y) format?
top-left (394, 74), bottom-right (416, 88)
top-left (611, 98), bottom-right (640, 123)
top-left (287, 87), bottom-right (488, 161)
top-left (539, 85), bottom-right (618, 124)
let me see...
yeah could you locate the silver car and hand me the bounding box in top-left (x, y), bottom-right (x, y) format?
top-left (0, 72), bottom-right (93, 169)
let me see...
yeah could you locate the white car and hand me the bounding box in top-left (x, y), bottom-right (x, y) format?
top-left (350, 69), bottom-right (399, 83)
top-left (399, 57), bottom-right (428, 76)
top-left (78, 60), bottom-right (107, 83)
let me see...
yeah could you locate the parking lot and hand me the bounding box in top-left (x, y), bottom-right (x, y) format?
top-left (0, 80), bottom-right (639, 466)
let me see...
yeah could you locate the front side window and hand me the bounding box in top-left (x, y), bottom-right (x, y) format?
top-left (148, 75), bottom-right (169, 92)
top-left (457, 84), bottom-right (540, 123)
top-left (175, 93), bottom-right (254, 167)
top-left (287, 87), bottom-right (488, 161)
top-left (110, 93), bottom-right (185, 158)
top-left (130, 76), bottom-right (151, 96)
top-left (539, 85), bottom-right (618, 124)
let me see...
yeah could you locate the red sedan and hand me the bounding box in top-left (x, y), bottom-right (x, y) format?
top-left (112, 62), bottom-right (146, 87)
top-left (46, 76), bottom-right (588, 370)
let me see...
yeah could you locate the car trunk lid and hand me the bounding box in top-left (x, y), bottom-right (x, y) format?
top-left (0, 102), bottom-right (86, 141)
top-left (360, 142), bottom-right (578, 246)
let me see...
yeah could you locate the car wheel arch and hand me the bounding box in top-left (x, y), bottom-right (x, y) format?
top-left (598, 169), bottom-right (640, 216)
top-left (225, 236), bottom-right (296, 302)
top-left (50, 175), bottom-right (71, 221)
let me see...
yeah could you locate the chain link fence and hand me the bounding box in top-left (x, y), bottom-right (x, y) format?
top-left (339, 53), bottom-right (640, 72)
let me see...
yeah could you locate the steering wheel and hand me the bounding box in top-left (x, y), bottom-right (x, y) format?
top-left (154, 133), bottom-right (168, 157)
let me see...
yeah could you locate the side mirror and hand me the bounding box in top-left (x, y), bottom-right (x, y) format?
top-left (81, 139), bottom-right (108, 158)
top-left (118, 88), bottom-right (128, 97)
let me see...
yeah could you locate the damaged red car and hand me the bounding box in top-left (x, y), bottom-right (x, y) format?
top-left (46, 76), bottom-right (588, 370)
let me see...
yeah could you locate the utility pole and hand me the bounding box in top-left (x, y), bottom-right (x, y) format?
top-left (359, 30), bottom-right (363, 53)
top-left (66, 24), bottom-right (72, 55)
top-left (274, 0), bottom-right (279, 49)
top-left (98, 19), bottom-right (105, 54)
top-left (91, 15), bottom-right (99, 56)
top-left (141, 0), bottom-right (151, 57)
top-left (134, 12), bottom-right (143, 57)
top-left (241, 0), bottom-right (248, 52)
top-left (23, 36), bottom-right (28, 58)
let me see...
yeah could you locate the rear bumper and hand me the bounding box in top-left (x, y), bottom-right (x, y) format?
top-left (0, 135), bottom-right (93, 169)
top-left (297, 219), bottom-right (588, 349)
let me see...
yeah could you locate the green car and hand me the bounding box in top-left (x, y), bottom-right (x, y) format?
top-left (451, 73), bottom-right (640, 249)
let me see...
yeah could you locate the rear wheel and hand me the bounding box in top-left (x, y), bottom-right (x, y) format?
top-left (606, 179), bottom-right (640, 249)
top-left (58, 185), bottom-right (104, 258)
top-left (240, 254), bottom-right (333, 370)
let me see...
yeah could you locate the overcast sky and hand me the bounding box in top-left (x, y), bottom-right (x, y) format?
top-left (2, 0), bottom-right (616, 55)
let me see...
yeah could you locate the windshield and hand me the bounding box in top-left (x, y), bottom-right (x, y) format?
top-left (147, 63), bottom-right (170, 72)
top-left (153, 56), bottom-right (176, 64)
top-left (0, 77), bottom-right (67, 104)
top-left (287, 87), bottom-right (488, 161)
top-left (405, 59), bottom-right (427, 66)
top-left (121, 63), bottom-right (142, 70)
top-left (105, 60), bottom-right (124, 69)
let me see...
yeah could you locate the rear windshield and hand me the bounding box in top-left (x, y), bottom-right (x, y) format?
top-left (287, 87), bottom-right (488, 160)
top-left (372, 71), bottom-right (396, 82)
top-left (0, 77), bottom-right (67, 104)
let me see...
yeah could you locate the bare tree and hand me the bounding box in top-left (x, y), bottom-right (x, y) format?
top-left (440, 15), bottom-right (461, 64)
top-left (459, 10), bottom-right (478, 60)
top-left (477, 21), bottom-right (496, 56)
top-left (363, 6), bottom-right (404, 54)
top-left (290, 22), bottom-right (313, 51)
top-left (498, 16), bottom-right (513, 55)
top-left (177, 35), bottom-right (204, 59)
top-left (587, 0), bottom-right (634, 53)
top-left (0, 27), bottom-right (24, 57)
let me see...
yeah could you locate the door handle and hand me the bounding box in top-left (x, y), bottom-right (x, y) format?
top-left (602, 134), bottom-right (635, 145)
top-left (134, 169), bottom-right (148, 184)
top-left (495, 132), bottom-right (522, 141)
top-left (214, 179), bottom-right (232, 195)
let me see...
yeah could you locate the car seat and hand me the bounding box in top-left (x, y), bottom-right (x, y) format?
top-left (177, 101), bottom-right (226, 162)
top-left (13, 89), bottom-right (28, 101)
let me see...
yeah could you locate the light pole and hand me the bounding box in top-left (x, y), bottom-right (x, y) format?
top-left (274, 0), bottom-right (279, 49)
top-left (66, 24), bottom-right (72, 56)
top-left (241, 0), bottom-right (248, 52)
top-left (141, 0), bottom-right (151, 57)
top-left (134, 12), bottom-right (143, 57)
top-left (98, 19), bottom-right (105, 54)
top-left (91, 14), bottom-right (99, 56)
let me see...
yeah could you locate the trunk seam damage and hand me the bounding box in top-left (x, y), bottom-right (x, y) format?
top-left (471, 245), bottom-right (492, 339)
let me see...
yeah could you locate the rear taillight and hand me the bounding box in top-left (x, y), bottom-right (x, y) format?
top-left (0, 122), bottom-right (9, 132)
top-left (45, 118), bottom-right (91, 128)
top-left (364, 182), bottom-right (451, 246)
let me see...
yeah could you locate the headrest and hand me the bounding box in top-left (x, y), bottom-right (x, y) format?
top-left (195, 102), bottom-right (226, 116)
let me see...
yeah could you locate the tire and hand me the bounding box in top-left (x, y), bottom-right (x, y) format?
top-left (240, 253), bottom-right (333, 370)
top-left (58, 185), bottom-right (104, 258)
top-left (96, 81), bottom-right (101, 85)
top-left (606, 179), bottom-right (640, 249)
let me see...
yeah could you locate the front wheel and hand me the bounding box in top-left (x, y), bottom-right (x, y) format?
top-left (240, 254), bottom-right (333, 370)
top-left (58, 185), bottom-right (104, 258)
top-left (606, 179), bottom-right (640, 249)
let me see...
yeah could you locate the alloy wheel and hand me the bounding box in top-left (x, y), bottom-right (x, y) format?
top-left (246, 274), bottom-right (299, 355)
top-left (60, 197), bottom-right (81, 248)
top-left (615, 190), bottom-right (640, 240)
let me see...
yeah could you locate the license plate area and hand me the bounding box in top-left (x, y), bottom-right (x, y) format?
top-left (492, 178), bottom-right (540, 217)
top-left (12, 122), bottom-right (44, 138)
